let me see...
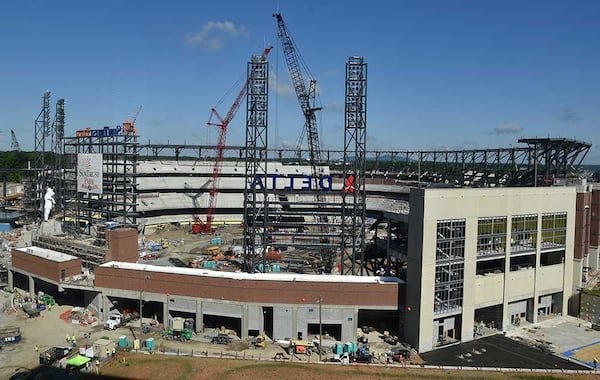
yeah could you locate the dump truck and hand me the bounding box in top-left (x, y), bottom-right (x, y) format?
top-left (0, 327), bottom-right (21, 344)
top-left (39, 346), bottom-right (72, 365)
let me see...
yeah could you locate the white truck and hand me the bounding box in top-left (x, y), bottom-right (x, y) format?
top-left (104, 314), bottom-right (123, 330)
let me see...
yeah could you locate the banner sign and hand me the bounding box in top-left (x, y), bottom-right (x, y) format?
top-left (77, 153), bottom-right (103, 194)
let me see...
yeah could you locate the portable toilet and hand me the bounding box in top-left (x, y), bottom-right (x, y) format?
top-left (118, 336), bottom-right (127, 348)
top-left (145, 337), bottom-right (155, 351)
top-left (334, 342), bottom-right (343, 355)
top-left (344, 342), bottom-right (353, 353)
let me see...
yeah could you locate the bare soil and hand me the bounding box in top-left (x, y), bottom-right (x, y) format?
top-left (101, 352), bottom-right (597, 380)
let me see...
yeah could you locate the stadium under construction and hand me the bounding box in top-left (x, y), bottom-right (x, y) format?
top-left (4, 25), bottom-right (600, 353)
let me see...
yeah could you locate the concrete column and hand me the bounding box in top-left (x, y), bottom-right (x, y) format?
top-left (163, 299), bottom-right (169, 327)
top-left (241, 305), bottom-right (249, 340)
top-left (195, 300), bottom-right (203, 333)
top-left (7, 269), bottom-right (13, 290)
top-left (292, 306), bottom-right (298, 340)
top-left (28, 275), bottom-right (35, 296)
top-left (102, 294), bottom-right (110, 320)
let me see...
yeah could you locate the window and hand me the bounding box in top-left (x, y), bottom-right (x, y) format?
top-left (541, 213), bottom-right (567, 249)
top-left (510, 215), bottom-right (537, 253)
top-left (434, 282), bottom-right (463, 314)
top-left (436, 220), bottom-right (466, 261)
top-left (477, 217), bottom-right (507, 257)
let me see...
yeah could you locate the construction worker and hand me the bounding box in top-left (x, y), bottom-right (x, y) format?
top-left (95, 359), bottom-right (100, 374)
top-left (112, 347), bottom-right (116, 357)
top-left (34, 345), bottom-right (39, 353)
top-left (594, 358), bottom-right (598, 370)
top-left (106, 348), bottom-right (110, 358)
top-left (71, 335), bottom-right (77, 347)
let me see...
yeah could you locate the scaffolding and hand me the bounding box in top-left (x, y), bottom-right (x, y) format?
top-left (62, 130), bottom-right (138, 237)
top-left (243, 53), bottom-right (269, 272)
top-left (341, 56), bottom-right (367, 275)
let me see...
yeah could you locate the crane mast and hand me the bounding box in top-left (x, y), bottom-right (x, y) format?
top-left (202, 46), bottom-right (272, 233)
top-left (274, 13), bottom-right (335, 273)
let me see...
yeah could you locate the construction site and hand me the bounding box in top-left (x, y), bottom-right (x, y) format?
top-left (2, 11), bottom-right (600, 378)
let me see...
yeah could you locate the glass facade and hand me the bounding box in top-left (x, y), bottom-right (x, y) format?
top-left (510, 214), bottom-right (538, 253)
top-left (477, 217), bottom-right (507, 257)
top-left (435, 219), bottom-right (465, 314)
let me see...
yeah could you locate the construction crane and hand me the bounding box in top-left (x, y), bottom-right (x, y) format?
top-left (273, 13), bottom-right (323, 173)
top-left (274, 13), bottom-right (335, 272)
top-left (123, 105), bottom-right (142, 136)
top-left (196, 46), bottom-right (273, 234)
top-left (10, 130), bottom-right (20, 151)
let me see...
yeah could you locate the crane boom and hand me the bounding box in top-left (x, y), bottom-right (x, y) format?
top-left (201, 46), bottom-right (272, 232)
top-left (10, 130), bottom-right (20, 151)
top-left (273, 13), bottom-right (322, 167)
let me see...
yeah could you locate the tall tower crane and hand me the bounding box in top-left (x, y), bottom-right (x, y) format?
top-left (199, 46), bottom-right (273, 233)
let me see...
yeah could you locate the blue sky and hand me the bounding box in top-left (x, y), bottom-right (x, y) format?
top-left (1, 0), bottom-right (599, 162)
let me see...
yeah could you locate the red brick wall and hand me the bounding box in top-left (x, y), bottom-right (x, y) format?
top-left (58, 259), bottom-right (83, 280)
top-left (106, 228), bottom-right (138, 263)
top-left (95, 266), bottom-right (399, 307)
top-left (11, 249), bottom-right (81, 283)
top-left (591, 189), bottom-right (600, 247)
top-left (575, 191), bottom-right (592, 259)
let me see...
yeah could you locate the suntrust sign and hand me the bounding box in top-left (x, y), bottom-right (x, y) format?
top-left (251, 174), bottom-right (333, 191)
top-left (76, 126), bottom-right (122, 137)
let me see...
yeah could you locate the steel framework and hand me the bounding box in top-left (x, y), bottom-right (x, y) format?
top-left (62, 132), bottom-right (138, 237)
top-left (24, 91), bottom-right (52, 221)
top-left (243, 53), bottom-right (270, 272)
top-left (341, 56), bottom-right (367, 275)
top-left (135, 138), bottom-right (590, 188)
top-left (50, 99), bottom-right (65, 213)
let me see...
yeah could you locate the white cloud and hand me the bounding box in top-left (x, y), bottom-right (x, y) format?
top-left (492, 123), bottom-right (523, 135)
top-left (186, 21), bottom-right (247, 51)
top-left (322, 102), bottom-right (344, 112)
top-left (268, 72), bottom-right (294, 96)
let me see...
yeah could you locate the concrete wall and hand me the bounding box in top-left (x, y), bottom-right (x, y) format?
top-left (406, 186), bottom-right (576, 353)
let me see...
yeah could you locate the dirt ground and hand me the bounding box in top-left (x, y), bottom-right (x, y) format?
top-left (100, 352), bottom-right (597, 380)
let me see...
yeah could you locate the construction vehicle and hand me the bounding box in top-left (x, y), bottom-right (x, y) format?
top-left (104, 311), bottom-right (139, 330)
top-left (39, 346), bottom-right (72, 365)
top-left (251, 334), bottom-right (266, 349)
top-left (22, 302), bottom-right (40, 318)
top-left (210, 333), bottom-right (233, 345)
top-left (163, 327), bottom-right (193, 342)
top-left (0, 327), bottom-right (21, 344)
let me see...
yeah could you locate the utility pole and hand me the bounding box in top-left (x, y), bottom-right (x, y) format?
top-left (140, 274), bottom-right (149, 330)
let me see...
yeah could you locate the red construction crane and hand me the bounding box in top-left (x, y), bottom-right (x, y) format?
top-left (194, 46), bottom-right (272, 234)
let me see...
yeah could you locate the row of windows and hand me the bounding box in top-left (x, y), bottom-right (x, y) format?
top-left (476, 213), bottom-right (567, 257)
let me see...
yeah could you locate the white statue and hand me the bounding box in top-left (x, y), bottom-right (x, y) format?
top-left (43, 187), bottom-right (55, 221)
